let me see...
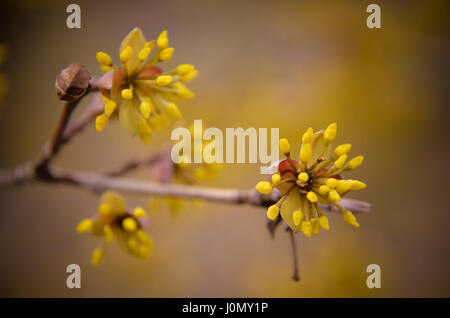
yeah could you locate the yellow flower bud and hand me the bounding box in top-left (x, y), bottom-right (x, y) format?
top-left (298, 172), bottom-right (309, 183)
top-left (271, 173), bottom-right (281, 184)
top-left (104, 100), bottom-right (117, 117)
top-left (334, 154), bottom-right (347, 169)
top-left (324, 122), bottom-right (337, 142)
top-left (302, 127), bottom-right (314, 144)
top-left (76, 218), bottom-right (93, 233)
top-left (144, 40), bottom-right (156, 50)
top-left (176, 64), bottom-right (194, 75)
top-left (181, 69), bottom-right (198, 82)
top-left (91, 247), bottom-right (104, 266)
top-left (156, 75), bottom-right (173, 86)
top-left (139, 102), bottom-right (152, 119)
top-left (311, 218), bottom-right (320, 234)
top-left (318, 185), bottom-right (330, 196)
top-left (172, 82), bottom-right (195, 99)
top-left (343, 210), bottom-right (360, 228)
top-left (121, 88), bottom-right (133, 100)
top-left (157, 30), bottom-right (169, 49)
top-left (328, 189), bottom-right (341, 203)
top-left (279, 138), bottom-right (290, 154)
top-left (293, 210), bottom-right (304, 226)
top-left (267, 205), bottom-right (280, 220)
top-left (137, 119), bottom-right (152, 144)
top-left (133, 206), bottom-right (147, 218)
top-left (347, 155), bottom-right (364, 170)
top-left (120, 46), bottom-right (133, 63)
top-left (334, 144), bottom-right (352, 157)
top-left (166, 103), bottom-right (182, 119)
top-left (306, 191), bottom-right (318, 203)
top-left (159, 47), bottom-right (174, 61)
top-left (349, 180), bottom-right (367, 190)
top-left (255, 181), bottom-right (272, 195)
top-left (319, 215), bottom-right (330, 231)
top-left (138, 47), bottom-right (152, 61)
top-left (96, 51), bottom-right (112, 66)
top-left (122, 217), bottom-right (138, 232)
top-left (301, 221), bottom-right (312, 238)
top-left (326, 178), bottom-right (338, 188)
top-left (336, 180), bottom-right (351, 193)
top-left (299, 143), bottom-right (312, 163)
top-left (95, 114), bottom-right (108, 132)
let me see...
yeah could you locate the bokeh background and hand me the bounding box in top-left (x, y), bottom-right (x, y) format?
top-left (0, 0), bottom-right (449, 297)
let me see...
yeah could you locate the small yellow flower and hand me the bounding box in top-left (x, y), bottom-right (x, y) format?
top-left (94, 28), bottom-right (197, 142)
top-left (76, 191), bottom-right (154, 265)
top-left (254, 123), bottom-right (367, 234)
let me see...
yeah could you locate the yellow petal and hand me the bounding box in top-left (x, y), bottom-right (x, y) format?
top-left (100, 190), bottom-right (126, 214)
top-left (119, 99), bottom-right (140, 134)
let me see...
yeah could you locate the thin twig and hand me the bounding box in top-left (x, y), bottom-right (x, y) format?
top-left (287, 228), bottom-right (300, 282)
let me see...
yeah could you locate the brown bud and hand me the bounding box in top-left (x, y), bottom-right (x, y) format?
top-left (55, 63), bottom-right (91, 102)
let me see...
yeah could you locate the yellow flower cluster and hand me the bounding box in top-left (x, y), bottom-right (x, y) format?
top-left (76, 190), bottom-right (154, 265)
top-left (255, 123), bottom-right (366, 238)
top-left (94, 28), bottom-right (197, 143)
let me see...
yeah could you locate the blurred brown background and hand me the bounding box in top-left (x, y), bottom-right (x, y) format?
top-left (0, 0), bottom-right (449, 297)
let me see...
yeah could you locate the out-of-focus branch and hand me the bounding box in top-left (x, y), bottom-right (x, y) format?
top-left (105, 154), bottom-right (162, 177)
top-left (0, 63), bottom-right (371, 217)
